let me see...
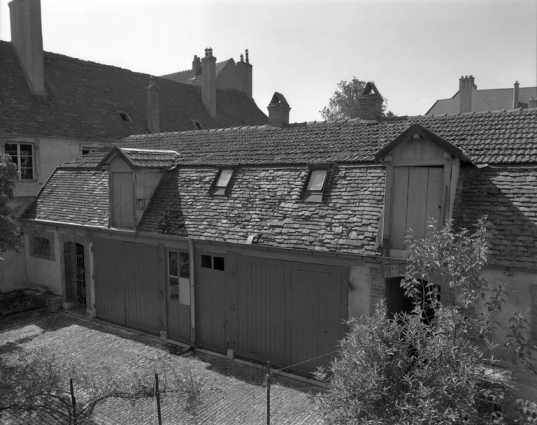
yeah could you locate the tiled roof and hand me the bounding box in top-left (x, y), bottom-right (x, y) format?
top-left (99, 148), bottom-right (179, 169)
top-left (61, 150), bottom-right (111, 169)
top-left (0, 41), bottom-right (267, 139)
top-left (138, 165), bottom-right (385, 255)
top-left (24, 169), bottom-right (109, 227)
top-left (25, 108), bottom-right (537, 267)
top-left (117, 109), bottom-right (537, 166)
top-left (161, 60), bottom-right (232, 85)
top-left (120, 149), bottom-right (179, 168)
top-left (453, 166), bottom-right (537, 269)
top-left (427, 86), bottom-right (537, 115)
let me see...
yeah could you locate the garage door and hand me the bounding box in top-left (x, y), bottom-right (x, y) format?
top-left (236, 256), bottom-right (347, 375)
top-left (94, 239), bottom-right (160, 334)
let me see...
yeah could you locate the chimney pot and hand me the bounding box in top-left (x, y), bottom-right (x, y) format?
top-left (245, 49), bottom-right (249, 64)
top-left (202, 48), bottom-right (217, 119)
top-left (459, 75), bottom-right (474, 113)
top-left (192, 55), bottom-right (201, 75)
top-left (268, 92), bottom-right (291, 127)
top-left (355, 82), bottom-right (383, 121)
top-left (147, 76), bottom-right (160, 133)
top-left (513, 80), bottom-right (520, 109)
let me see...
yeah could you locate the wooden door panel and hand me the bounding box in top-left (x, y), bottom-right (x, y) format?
top-left (237, 258), bottom-right (285, 365)
top-left (406, 167), bottom-right (429, 240)
top-left (425, 167), bottom-right (444, 227)
top-left (196, 254), bottom-right (227, 352)
top-left (390, 167), bottom-right (409, 249)
top-left (94, 239), bottom-right (126, 325)
top-left (289, 265), bottom-right (346, 375)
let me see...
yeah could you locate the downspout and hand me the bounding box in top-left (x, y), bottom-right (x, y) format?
top-left (188, 238), bottom-right (196, 346)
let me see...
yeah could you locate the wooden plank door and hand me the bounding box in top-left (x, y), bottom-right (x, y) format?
top-left (390, 166), bottom-right (443, 251)
top-left (124, 243), bottom-right (160, 334)
top-left (236, 257), bottom-right (286, 366)
top-left (196, 253), bottom-right (228, 353)
top-left (288, 263), bottom-right (347, 375)
top-left (94, 239), bottom-right (160, 334)
top-left (94, 238), bottom-right (127, 326)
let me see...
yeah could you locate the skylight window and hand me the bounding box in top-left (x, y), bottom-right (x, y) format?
top-left (117, 111), bottom-right (132, 123)
top-left (302, 166), bottom-right (329, 202)
top-left (211, 168), bottom-right (234, 195)
top-left (307, 169), bottom-right (327, 191)
top-left (192, 120), bottom-right (203, 130)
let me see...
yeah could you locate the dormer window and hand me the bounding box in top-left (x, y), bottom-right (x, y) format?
top-left (302, 166), bottom-right (329, 202)
top-left (211, 168), bottom-right (234, 195)
top-left (117, 111), bottom-right (132, 123)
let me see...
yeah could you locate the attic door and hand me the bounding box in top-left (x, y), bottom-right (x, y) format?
top-left (389, 166), bottom-right (443, 253)
top-left (111, 172), bottom-right (135, 228)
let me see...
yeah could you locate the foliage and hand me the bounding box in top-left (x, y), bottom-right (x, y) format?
top-left (0, 153), bottom-right (20, 257)
top-left (1, 347), bottom-right (204, 424)
top-left (315, 218), bottom-right (534, 424)
top-left (320, 77), bottom-right (394, 121)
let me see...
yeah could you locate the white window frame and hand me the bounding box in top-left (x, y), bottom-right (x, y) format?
top-left (4, 142), bottom-right (36, 180)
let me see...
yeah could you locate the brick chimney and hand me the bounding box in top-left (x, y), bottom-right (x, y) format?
top-left (236, 49), bottom-right (253, 99)
top-left (202, 48), bottom-right (216, 119)
top-left (529, 98), bottom-right (537, 109)
top-left (267, 92), bottom-right (290, 127)
top-left (355, 82), bottom-right (383, 121)
top-left (9, 0), bottom-right (46, 95)
top-left (513, 81), bottom-right (520, 109)
top-left (192, 55), bottom-right (201, 75)
top-left (459, 75), bottom-right (474, 113)
top-left (147, 76), bottom-right (160, 133)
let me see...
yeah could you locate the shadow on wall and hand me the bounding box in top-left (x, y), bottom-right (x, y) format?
top-left (454, 166), bottom-right (537, 269)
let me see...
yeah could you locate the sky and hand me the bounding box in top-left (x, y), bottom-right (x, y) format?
top-left (1, 0), bottom-right (536, 123)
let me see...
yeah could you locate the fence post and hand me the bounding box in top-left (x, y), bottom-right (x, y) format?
top-left (70, 378), bottom-right (77, 425)
top-left (155, 373), bottom-right (162, 425)
top-left (266, 361), bottom-right (271, 425)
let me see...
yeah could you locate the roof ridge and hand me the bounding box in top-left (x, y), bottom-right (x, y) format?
top-left (161, 59), bottom-right (232, 79)
top-left (428, 107), bottom-right (536, 118)
top-left (43, 50), bottom-right (130, 72)
top-left (121, 147), bottom-right (179, 154)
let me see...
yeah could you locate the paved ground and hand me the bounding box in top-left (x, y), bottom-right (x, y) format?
top-left (0, 312), bottom-right (325, 424)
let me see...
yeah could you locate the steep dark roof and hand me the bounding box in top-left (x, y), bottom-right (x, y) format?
top-left (24, 169), bottom-right (109, 227)
top-left (161, 59), bottom-right (232, 85)
top-left (0, 41), bottom-right (267, 139)
top-left (138, 165), bottom-right (385, 255)
top-left (427, 86), bottom-right (537, 115)
top-left (117, 109), bottom-right (537, 166)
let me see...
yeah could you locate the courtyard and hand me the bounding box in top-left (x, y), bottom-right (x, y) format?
top-left (0, 311), bottom-right (325, 424)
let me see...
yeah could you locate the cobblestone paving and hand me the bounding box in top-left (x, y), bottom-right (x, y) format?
top-left (0, 312), bottom-right (325, 424)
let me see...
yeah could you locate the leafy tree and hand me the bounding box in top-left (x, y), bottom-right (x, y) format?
top-left (320, 77), bottom-right (394, 121)
top-left (0, 153), bottom-right (20, 258)
top-left (315, 218), bottom-right (535, 424)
